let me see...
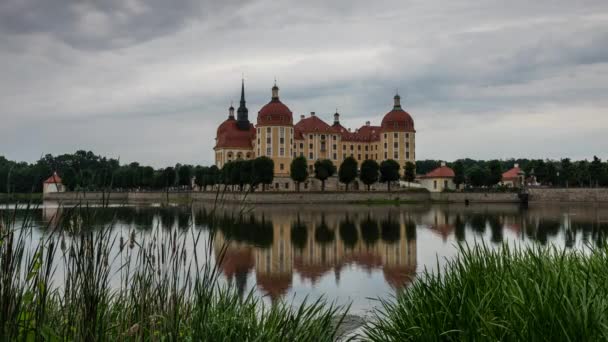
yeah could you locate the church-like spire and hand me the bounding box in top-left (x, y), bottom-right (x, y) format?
top-left (271, 79), bottom-right (279, 100)
top-left (228, 101), bottom-right (235, 119)
top-left (236, 78), bottom-right (250, 130)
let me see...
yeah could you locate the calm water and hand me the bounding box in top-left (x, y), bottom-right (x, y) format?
top-left (4, 202), bottom-right (608, 314)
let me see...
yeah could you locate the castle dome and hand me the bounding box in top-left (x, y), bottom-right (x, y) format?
top-left (381, 94), bottom-right (415, 132)
top-left (215, 119), bottom-right (255, 149)
top-left (257, 83), bottom-right (293, 126)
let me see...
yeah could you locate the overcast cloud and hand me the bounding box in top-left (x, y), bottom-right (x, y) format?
top-left (1, 0), bottom-right (607, 167)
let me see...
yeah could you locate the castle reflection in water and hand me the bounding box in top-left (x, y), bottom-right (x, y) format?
top-left (37, 202), bottom-right (608, 302)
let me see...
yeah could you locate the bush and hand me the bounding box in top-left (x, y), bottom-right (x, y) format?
top-left (364, 244), bottom-right (608, 341)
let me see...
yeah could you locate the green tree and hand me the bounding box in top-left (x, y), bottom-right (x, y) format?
top-left (314, 159), bottom-right (336, 192)
top-left (379, 159), bottom-right (400, 191)
top-left (468, 166), bottom-right (488, 187)
top-left (403, 161), bottom-right (416, 183)
top-left (290, 156), bottom-right (308, 192)
top-left (252, 157), bottom-right (274, 191)
top-left (240, 160), bottom-right (253, 191)
top-left (177, 164), bottom-right (193, 189)
top-left (338, 157), bottom-right (358, 191)
top-left (487, 160), bottom-right (502, 186)
top-left (453, 160), bottom-right (465, 188)
top-left (360, 159), bottom-right (379, 191)
top-left (589, 156), bottom-right (603, 188)
top-left (207, 165), bottom-right (220, 190)
top-left (162, 167), bottom-right (176, 190)
top-left (194, 166), bottom-right (207, 191)
top-left (560, 158), bottom-right (574, 188)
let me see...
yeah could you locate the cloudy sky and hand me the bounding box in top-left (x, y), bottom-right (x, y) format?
top-left (1, 0), bottom-right (607, 167)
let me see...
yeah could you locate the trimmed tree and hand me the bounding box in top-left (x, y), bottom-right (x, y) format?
top-left (314, 159), bottom-right (336, 191)
top-left (403, 161), bottom-right (416, 183)
top-left (240, 160), bottom-right (253, 191)
top-left (360, 159), bottom-right (379, 191)
top-left (338, 157), bottom-right (358, 191)
top-left (177, 164), bottom-right (193, 189)
top-left (453, 160), bottom-right (465, 189)
top-left (468, 166), bottom-right (488, 187)
top-left (380, 159), bottom-right (400, 191)
top-left (194, 166), bottom-right (208, 191)
top-left (290, 156), bottom-right (308, 192)
top-left (252, 157), bottom-right (274, 191)
top-left (207, 165), bottom-right (220, 191)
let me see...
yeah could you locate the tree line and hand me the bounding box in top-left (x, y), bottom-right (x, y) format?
top-left (1, 150), bottom-right (607, 193)
top-left (416, 157), bottom-right (608, 188)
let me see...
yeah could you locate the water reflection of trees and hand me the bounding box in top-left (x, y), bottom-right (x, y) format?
top-left (339, 219), bottom-right (358, 249)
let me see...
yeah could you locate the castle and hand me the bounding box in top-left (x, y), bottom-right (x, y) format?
top-left (214, 80), bottom-right (416, 190)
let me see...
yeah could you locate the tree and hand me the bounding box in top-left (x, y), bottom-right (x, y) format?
top-left (560, 158), bottom-right (574, 188)
top-left (589, 156), bottom-right (603, 188)
top-left (379, 159), bottom-right (400, 191)
top-left (177, 164), bottom-right (193, 189)
top-left (207, 165), bottom-right (220, 190)
top-left (252, 157), bottom-right (274, 191)
top-left (194, 166), bottom-right (207, 191)
top-left (314, 159), bottom-right (336, 191)
top-left (468, 166), bottom-right (488, 187)
top-left (338, 157), bottom-right (358, 191)
top-left (403, 161), bottom-right (416, 183)
top-left (162, 167), bottom-right (176, 190)
top-left (453, 160), bottom-right (465, 188)
top-left (290, 156), bottom-right (308, 192)
top-left (360, 159), bottom-right (379, 191)
top-left (240, 160), bottom-right (253, 191)
top-left (486, 160), bottom-right (502, 186)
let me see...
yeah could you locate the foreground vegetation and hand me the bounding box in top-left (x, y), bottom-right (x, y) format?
top-left (364, 244), bottom-right (608, 341)
top-left (0, 204), bottom-right (346, 341)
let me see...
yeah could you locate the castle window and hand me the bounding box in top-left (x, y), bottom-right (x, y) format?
top-left (434, 180), bottom-right (437, 189)
top-left (333, 135), bottom-right (337, 141)
top-left (357, 154), bottom-right (361, 160)
top-left (342, 145), bottom-right (346, 150)
top-left (309, 134), bottom-right (313, 139)
top-left (406, 133), bottom-right (409, 138)
top-left (267, 116), bottom-right (272, 121)
top-left (280, 163), bottom-right (284, 170)
top-left (267, 127), bottom-right (271, 133)
top-left (309, 144), bottom-right (313, 149)
top-left (321, 135), bottom-right (325, 140)
top-left (280, 138), bottom-right (284, 144)
top-left (300, 143), bottom-right (304, 149)
top-left (394, 132), bottom-right (398, 139)
top-left (333, 144), bottom-right (337, 150)
top-left (384, 143), bottom-right (387, 148)
top-left (406, 152), bottom-right (410, 159)
top-left (394, 151), bottom-right (398, 159)
top-left (394, 142), bottom-right (398, 148)
top-left (257, 128), bottom-right (260, 134)
top-left (266, 147), bottom-right (271, 156)
top-left (357, 145), bottom-right (361, 151)
top-left (333, 153), bottom-right (337, 160)
top-left (309, 152), bottom-right (313, 159)
top-left (406, 142), bottom-right (409, 148)
top-left (444, 180), bottom-right (448, 188)
top-left (384, 152), bottom-right (388, 159)
top-left (384, 133), bottom-right (387, 139)
top-left (266, 137), bottom-right (271, 144)
top-left (280, 147), bottom-right (285, 156)
top-left (285, 183), bottom-right (289, 189)
top-left (350, 145), bottom-right (354, 151)
top-left (365, 146), bottom-right (368, 151)
top-left (365, 154), bottom-right (368, 159)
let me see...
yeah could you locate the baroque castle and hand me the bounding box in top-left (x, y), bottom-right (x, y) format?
top-left (215, 81), bottom-right (416, 189)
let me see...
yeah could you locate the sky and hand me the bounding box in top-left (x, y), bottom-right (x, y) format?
top-left (1, 0), bottom-right (608, 168)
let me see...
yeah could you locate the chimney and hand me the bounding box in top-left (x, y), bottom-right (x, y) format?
top-left (441, 161), bottom-right (446, 167)
top-left (514, 163), bottom-right (519, 168)
top-left (310, 112), bottom-right (315, 117)
top-left (365, 121), bottom-right (370, 126)
top-left (300, 114), bottom-right (305, 120)
top-left (334, 112), bottom-right (340, 124)
top-left (348, 128), bottom-right (351, 132)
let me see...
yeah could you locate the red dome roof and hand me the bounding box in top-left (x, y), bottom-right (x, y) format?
top-left (215, 119), bottom-right (255, 149)
top-left (257, 99), bottom-right (293, 126)
top-left (381, 108), bottom-right (415, 132)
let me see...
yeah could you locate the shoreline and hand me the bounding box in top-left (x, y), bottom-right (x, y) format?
top-left (36, 187), bottom-right (608, 204)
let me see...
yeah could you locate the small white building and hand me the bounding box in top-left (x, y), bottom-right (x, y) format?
top-left (43, 172), bottom-right (66, 194)
top-left (418, 162), bottom-right (456, 192)
top-left (501, 163), bottom-right (525, 188)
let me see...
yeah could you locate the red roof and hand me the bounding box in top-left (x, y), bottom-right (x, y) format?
top-left (502, 166), bottom-right (522, 180)
top-left (342, 125), bottom-right (381, 142)
top-left (44, 172), bottom-right (62, 184)
top-left (381, 109), bottom-right (415, 132)
top-left (257, 99), bottom-right (293, 126)
top-left (255, 273), bottom-right (292, 301)
top-left (420, 165), bottom-right (455, 178)
top-left (294, 115), bottom-right (333, 133)
top-left (215, 119), bottom-right (255, 149)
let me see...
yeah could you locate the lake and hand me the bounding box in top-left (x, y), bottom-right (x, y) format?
top-left (3, 201), bottom-right (608, 315)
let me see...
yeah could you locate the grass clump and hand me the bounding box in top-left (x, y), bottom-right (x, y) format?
top-left (0, 204), bottom-right (346, 341)
top-left (364, 244), bottom-right (608, 341)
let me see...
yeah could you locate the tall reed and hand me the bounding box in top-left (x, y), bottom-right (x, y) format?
top-left (363, 243), bottom-right (608, 341)
top-left (0, 203), bottom-right (347, 341)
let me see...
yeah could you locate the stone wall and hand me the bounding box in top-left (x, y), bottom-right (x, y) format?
top-left (430, 192), bottom-right (520, 204)
top-left (528, 188), bottom-right (608, 203)
top-left (43, 191), bottom-right (128, 203)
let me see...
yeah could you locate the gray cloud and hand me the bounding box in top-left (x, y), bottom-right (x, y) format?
top-left (1, 0), bottom-right (607, 167)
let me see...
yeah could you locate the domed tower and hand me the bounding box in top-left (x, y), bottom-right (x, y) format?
top-left (380, 92), bottom-right (416, 170)
top-left (256, 82), bottom-right (294, 176)
top-left (214, 83), bottom-right (255, 168)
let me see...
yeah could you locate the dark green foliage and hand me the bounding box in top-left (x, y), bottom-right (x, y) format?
top-left (314, 218), bottom-right (335, 244)
top-left (364, 244), bottom-right (608, 341)
top-left (379, 159), bottom-right (400, 191)
top-left (339, 219), bottom-right (358, 248)
top-left (452, 160), bottom-right (465, 187)
top-left (314, 159), bottom-right (336, 191)
top-left (467, 165), bottom-right (489, 187)
top-left (338, 157), bottom-right (358, 191)
top-left (177, 164), bottom-right (193, 189)
top-left (486, 160), bottom-right (503, 186)
top-left (360, 215), bottom-right (379, 245)
top-left (290, 156), bottom-right (308, 192)
top-left (240, 160), bottom-right (253, 191)
top-left (360, 160), bottom-right (379, 191)
top-left (403, 161), bottom-right (416, 183)
top-left (291, 217), bottom-right (308, 250)
top-left (252, 157), bottom-right (274, 191)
